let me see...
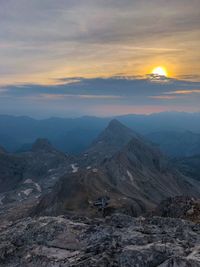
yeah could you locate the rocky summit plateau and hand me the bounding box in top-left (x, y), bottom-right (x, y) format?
top-left (0, 119), bottom-right (200, 267)
top-left (1, 214), bottom-right (200, 267)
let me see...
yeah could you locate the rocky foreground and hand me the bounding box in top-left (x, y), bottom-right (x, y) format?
top-left (0, 213), bottom-right (200, 267)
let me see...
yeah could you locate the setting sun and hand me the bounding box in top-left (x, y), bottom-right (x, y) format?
top-left (152, 66), bottom-right (168, 77)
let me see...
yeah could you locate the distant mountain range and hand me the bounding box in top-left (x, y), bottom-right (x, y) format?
top-left (0, 112), bottom-right (200, 157)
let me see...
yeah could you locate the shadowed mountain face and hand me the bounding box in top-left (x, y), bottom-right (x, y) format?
top-left (0, 146), bottom-right (6, 154)
top-left (174, 155), bottom-right (200, 181)
top-left (0, 152), bottom-right (25, 193)
top-left (83, 119), bottom-right (143, 165)
top-left (31, 138), bottom-right (56, 153)
top-left (33, 121), bottom-right (200, 217)
top-left (0, 139), bottom-right (73, 206)
top-left (20, 139), bottom-right (72, 183)
top-left (103, 137), bottom-right (197, 205)
top-left (146, 131), bottom-right (200, 158)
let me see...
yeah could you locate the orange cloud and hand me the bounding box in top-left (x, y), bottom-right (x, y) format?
top-left (149, 95), bottom-right (177, 100)
top-left (166, 89), bottom-right (200, 95)
top-left (150, 89), bottom-right (200, 100)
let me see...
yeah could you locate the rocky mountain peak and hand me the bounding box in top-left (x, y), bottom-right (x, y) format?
top-left (107, 118), bottom-right (124, 128)
top-left (84, 120), bottom-right (140, 165)
top-left (89, 119), bottom-right (138, 150)
top-left (0, 145), bottom-right (6, 154)
top-left (106, 119), bottom-right (133, 134)
top-left (31, 138), bottom-right (55, 153)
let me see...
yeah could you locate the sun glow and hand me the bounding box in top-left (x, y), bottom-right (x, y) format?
top-left (152, 66), bottom-right (168, 77)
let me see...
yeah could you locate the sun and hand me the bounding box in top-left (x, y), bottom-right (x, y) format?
top-left (152, 66), bottom-right (168, 77)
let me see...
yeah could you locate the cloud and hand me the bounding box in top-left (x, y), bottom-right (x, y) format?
top-left (39, 93), bottom-right (123, 100)
top-left (149, 95), bottom-right (178, 100)
top-left (0, 0), bottom-right (200, 85)
top-left (2, 76), bottom-right (200, 98)
top-left (0, 76), bottom-right (200, 117)
top-left (0, 0), bottom-right (200, 116)
top-left (177, 75), bottom-right (200, 81)
top-left (165, 89), bottom-right (200, 95)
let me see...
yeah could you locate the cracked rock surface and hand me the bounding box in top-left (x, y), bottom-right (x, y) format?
top-left (0, 213), bottom-right (200, 267)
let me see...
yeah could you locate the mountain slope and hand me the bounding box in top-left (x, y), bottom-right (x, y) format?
top-left (0, 149), bottom-right (25, 193)
top-left (0, 139), bottom-right (73, 206)
top-left (0, 146), bottom-right (7, 154)
top-left (83, 119), bottom-right (144, 165)
top-left (146, 131), bottom-right (200, 157)
top-left (20, 138), bottom-right (72, 184)
top-left (34, 124), bottom-right (200, 217)
top-left (104, 137), bottom-right (199, 207)
top-left (173, 155), bottom-right (200, 181)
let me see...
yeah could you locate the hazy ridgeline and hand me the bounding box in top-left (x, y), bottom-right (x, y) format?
top-left (0, 112), bottom-right (200, 155)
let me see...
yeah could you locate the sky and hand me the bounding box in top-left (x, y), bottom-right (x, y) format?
top-left (0, 0), bottom-right (200, 117)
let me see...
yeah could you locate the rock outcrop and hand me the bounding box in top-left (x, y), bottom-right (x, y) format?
top-left (0, 138), bottom-right (74, 209)
top-left (0, 214), bottom-right (200, 266)
top-left (153, 196), bottom-right (200, 223)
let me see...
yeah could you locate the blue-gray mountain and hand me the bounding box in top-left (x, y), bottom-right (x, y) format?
top-left (32, 120), bottom-right (200, 217)
top-left (147, 131), bottom-right (200, 157)
top-left (0, 112), bottom-right (200, 157)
